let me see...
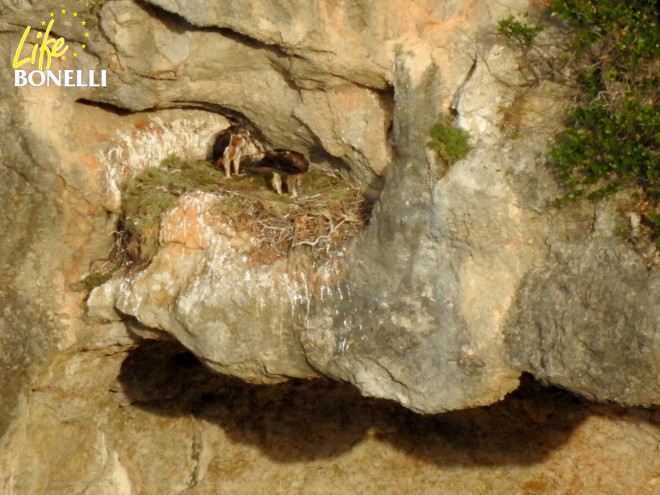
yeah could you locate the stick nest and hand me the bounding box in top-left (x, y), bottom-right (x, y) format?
top-left (116, 155), bottom-right (370, 267)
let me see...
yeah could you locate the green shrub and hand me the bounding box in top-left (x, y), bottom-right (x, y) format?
top-left (552, 0), bottom-right (660, 66)
top-left (428, 119), bottom-right (471, 164)
top-left (497, 15), bottom-right (544, 48)
top-left (551, 101), bottom-right (660, 196)
top-left (547, 0), bottom-right (660, 244)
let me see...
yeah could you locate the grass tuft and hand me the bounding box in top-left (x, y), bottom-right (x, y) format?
top-left (428, 118), bottom-right (472, 165)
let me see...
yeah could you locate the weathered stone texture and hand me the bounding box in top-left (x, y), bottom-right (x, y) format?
top-left (506, 237), bottom-right (660, 406)
top-left (0, 0), bottom-right (658, 439)
top-left (1, 0), bottom-right (659, 491)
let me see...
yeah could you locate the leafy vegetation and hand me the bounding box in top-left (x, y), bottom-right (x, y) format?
top-left (497, 15), bottom-right (545, 49)
top-left (551, 102), bottom-right (660, 199)
top-left (545, 0), bottom-right (660, 245)
top-left (552, 0), bottom-right (660, 65)
top-left (428, 118), bottom-right (472, 165)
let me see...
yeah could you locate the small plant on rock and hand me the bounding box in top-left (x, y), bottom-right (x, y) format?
top-left (428, 118), bottom-right (471, 165)
top-left (497, 15), bottom-right (545, 50)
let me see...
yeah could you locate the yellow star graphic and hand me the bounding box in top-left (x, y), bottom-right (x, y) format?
top-left (73, 12), bottom-right (78, 17)
top-left (73, 52), bottom-right (78, 57)
top-left (41, 20), bottom-right (46, 25)
top-left (50, 12), bottom-right (54, 17)
top-left (84, 32), bottom-right (89, 37)
top-left (81, 21), bottom-right (86, 26)
top-left (61, 9), bottom-right (66, 14)
top-left (82, 44), bottom-right (86, 49)
top-left (62, 55), bottom-right (66, 60)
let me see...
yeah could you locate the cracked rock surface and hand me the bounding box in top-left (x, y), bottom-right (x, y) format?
top-left (2, 341), bottom-right (658, 494)
top-left (0, 0), bottom-right (659, 491)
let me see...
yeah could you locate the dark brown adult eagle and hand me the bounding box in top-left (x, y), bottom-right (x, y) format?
top-left (244, 150), bottom-right (309, 197)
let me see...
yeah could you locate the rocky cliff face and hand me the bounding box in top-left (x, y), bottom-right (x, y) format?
top-left (1, 0), bottom-right (659, 492)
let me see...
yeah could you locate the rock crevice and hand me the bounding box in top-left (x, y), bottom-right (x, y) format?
top-left (1, 0), bottom-right (658, 429)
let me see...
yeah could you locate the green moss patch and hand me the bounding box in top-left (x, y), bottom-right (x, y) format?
top-left (70, 263), bottom-right (121, 293)
top-left (428, 118), bottom-right (472, 165)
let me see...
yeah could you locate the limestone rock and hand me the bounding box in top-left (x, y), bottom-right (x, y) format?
top-left (296, 50), bottom-right (551, 412)
top-left (94, 0), bottom-right (393, 184)
top-left (1, 341), bottom-right (658, 495)
top-left (142, 0), bottom-right (397, 88)
top-left (1, 0), bottom-right (658, 436)
top-left (506, 237), bottom-right (660, 406)
top-left (108, 192), bottom-right (318, 382)
top-left (91, 45), bottom-right (588, 414)
top-left (0, 27), bottom-right (103, 434)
